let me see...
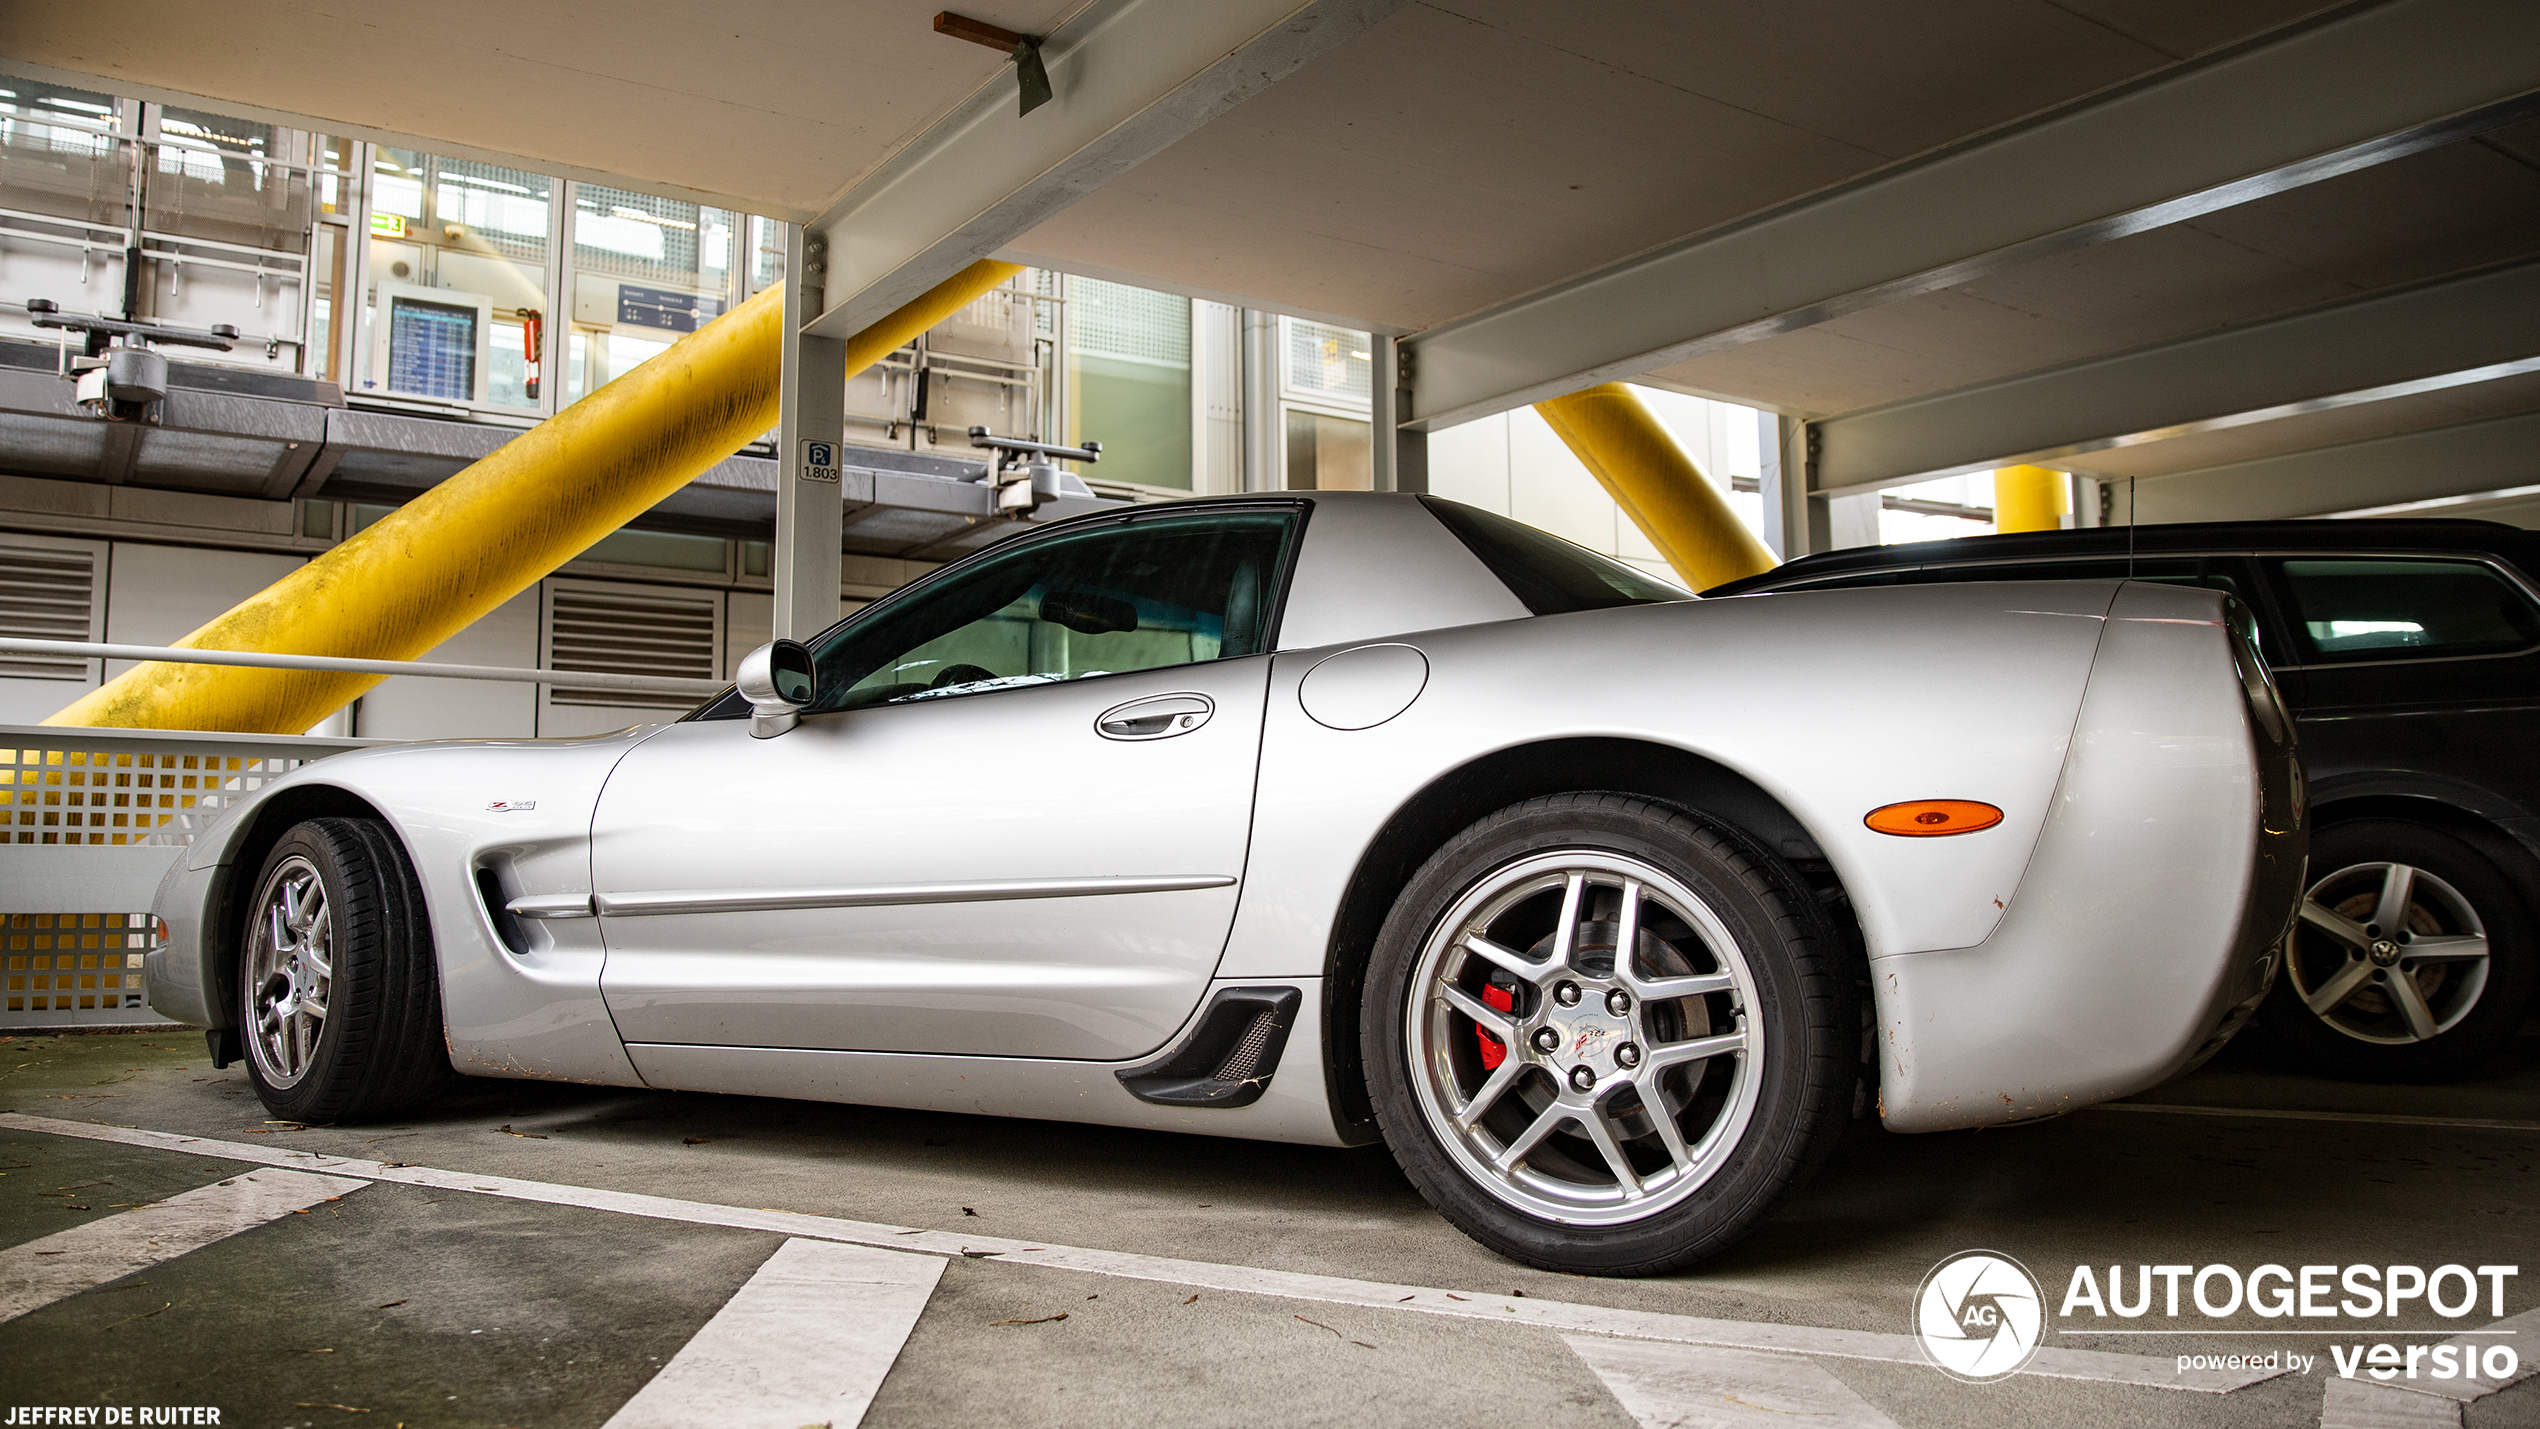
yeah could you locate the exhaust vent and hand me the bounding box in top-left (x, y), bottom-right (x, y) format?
top-left (0, 543), bottom-right (98, 679)
top-left (546, 584), bottom-right (719, 708)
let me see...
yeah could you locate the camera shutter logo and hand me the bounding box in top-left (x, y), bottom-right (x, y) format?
top-left (1915, 1250), bottom-right (2045, 1382)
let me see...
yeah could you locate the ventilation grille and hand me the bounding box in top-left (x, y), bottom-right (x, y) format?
top-left (547, 585), bottom-right (719, 708)
top-left (0, 544), bottom-right (98, 679)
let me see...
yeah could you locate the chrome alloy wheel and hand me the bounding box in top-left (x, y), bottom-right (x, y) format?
top-left (245, 854), bottom-right (334, 1089)
top-left (2289, 860), bottom-right (2490, 1045)
top-left (1406, 850), bottom-right (1763, 1227)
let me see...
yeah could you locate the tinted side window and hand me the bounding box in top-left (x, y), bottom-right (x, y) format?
top-left (1420, 496), bottom-right (1686, 614)
top-left (804, 509), bottom-right (1298, 712)
top-left (1795, 556), bottom-right (2242, 599)
top-left (2272, 558), bottom-right (2540, 664)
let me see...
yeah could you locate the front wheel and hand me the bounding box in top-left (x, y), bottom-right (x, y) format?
top-left (240, 817), bottom-right (455, 1122)
top-left (1364, 794), bottom-right (1856, 1276)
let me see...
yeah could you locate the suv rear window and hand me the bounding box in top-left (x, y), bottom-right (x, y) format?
top-left (2273, 558), bottom-right (2540, 663)
top-left (1420, 497), bottom-right (1686, 615)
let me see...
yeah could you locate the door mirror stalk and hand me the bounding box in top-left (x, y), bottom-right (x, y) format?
top-left (735, 640), bottom-right (817, 738)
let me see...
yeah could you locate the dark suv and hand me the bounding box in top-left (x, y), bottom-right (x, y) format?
top-left (1706, 519), bottom-right (2540, 1082)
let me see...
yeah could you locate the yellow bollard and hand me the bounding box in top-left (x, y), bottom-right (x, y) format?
top-left (1534, 384), bottom-right (1778, 591)
top-left (46, 262), bottom-right (1023, 733)
top-left (1992, 464), bottom-right (2070, 534)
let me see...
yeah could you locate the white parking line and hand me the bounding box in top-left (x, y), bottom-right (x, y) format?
top-left (603, 1238), bottom-right (944, 1429)
top-left (0, 1113), bottom-right (2275, 1394)
top-left (0, 1167), bottom-right (368, 1324)
top-left (1565, 1335), bottom-right (1902, 1428)
top-left (2318, 1377), bottom-right (2464, 1429)
top-left (2094, 1103), bottom-right (2540, 1133)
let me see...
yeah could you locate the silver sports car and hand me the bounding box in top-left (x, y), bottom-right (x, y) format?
top-left (150, 491), bottom-right (2304, 1274)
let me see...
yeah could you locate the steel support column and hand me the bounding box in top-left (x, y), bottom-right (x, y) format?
top-left (1369, 335), bottom-right (1425, 494)
top-left (774, 224), bottom-right (846, 640)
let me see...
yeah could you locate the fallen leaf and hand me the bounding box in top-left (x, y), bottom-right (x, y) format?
top-left (1444, 1294), bottom-right (1467, 1301)
top-left (376, 1300), bottom-right (407, 1309)
top-left (102, 1302), bottom-right (171, 1329)
top-left (961, 1207), bottom-right (978, 1217)
top-left (305, 1347), bottom-right (335, 1353)
top-left (960, 1249), bottom-right (1002, 1259)
top-left (988, 1312), bottom-right (1068, 1326)
top-left (1295, 1315), bottom-right (1375, 1349)
top-left (1183, 1295), bottom-right (1199, 1305)
top-left (1397, 1295), bottom-right (1415, 1302)
top-left (495, 1125), bottom-right (548, 1139)
top-left (682, 1137), bottom-right (711, 1145)
top-left (1085, 1294), bottom-right (1099, 1301)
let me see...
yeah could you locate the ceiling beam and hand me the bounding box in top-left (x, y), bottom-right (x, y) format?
top-left (1808, 258), bottom-right (2540, 497)
top-left (800, 0), bottom-right (1401, 340)
top-left (2131, 410), bottom-right (2540, 522)
top-left (1396, 0), bottom-right (2540, 432)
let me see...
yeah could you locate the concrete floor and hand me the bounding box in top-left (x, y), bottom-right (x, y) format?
top-left (1, 1024), bottom-right (2533, 1428)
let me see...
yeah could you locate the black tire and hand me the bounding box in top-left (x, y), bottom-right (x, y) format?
top-left (1364, 794), bottom-right (1856, 1276)
top-left (237, 817), bottom-right (456, 1122)
top-left (2260, 818), bottom-right (2536, 1083)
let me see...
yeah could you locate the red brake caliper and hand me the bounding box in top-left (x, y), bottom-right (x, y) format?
top-left (1475, 981), bottom-right (1516, 1069)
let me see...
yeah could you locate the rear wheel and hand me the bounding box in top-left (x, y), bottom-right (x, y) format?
top-left (1365, 794), bottom-right (1855, 1276)
top-left (2262, 818), bottom-right (2535, 1082)
top-left (240, 817), bottom-right (455, 1122)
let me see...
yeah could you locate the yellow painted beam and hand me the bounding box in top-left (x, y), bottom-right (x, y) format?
top-left (1992, 464), bottom-right (2069, 533)
top-left (1534, 384), bottom-right (1777, 591)
top-left (47, 261), bottom-right (1024, 733)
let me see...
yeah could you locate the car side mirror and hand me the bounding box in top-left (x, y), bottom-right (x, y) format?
top-left (734, 639), bottom-right (817, 738)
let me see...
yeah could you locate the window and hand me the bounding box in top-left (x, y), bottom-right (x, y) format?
top-left (363, 149), bottom-right (551, 410)
top-left (2274, 559), bottom-right (2540, 663)
top-left (1421, 498), bottom-right (1685, 615)
top-left (802, 509), bottom-right (1298, 713)
top-left (1064, 276), bottom-right (1191, 489)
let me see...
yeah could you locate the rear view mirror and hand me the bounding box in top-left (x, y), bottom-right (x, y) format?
top-left (735, 639), bottom-right (817, 738)
top-left (1040, 588), bottom-right (1139, 635)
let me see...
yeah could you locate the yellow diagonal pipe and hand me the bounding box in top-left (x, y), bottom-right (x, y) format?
top-left (47, 261), bottom-right (1024, 733)
top-left (1534, 383), bottom-right (1777, 590)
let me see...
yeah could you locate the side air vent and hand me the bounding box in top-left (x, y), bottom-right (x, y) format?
top-left (1116, 986), bottom-right (1302, 1108)
top-left (474, 867), bottom-right (530, 955)
top-left (546, 584), bottom-right (719, 708)
top-left (0, 543), bottom-right (98, 679)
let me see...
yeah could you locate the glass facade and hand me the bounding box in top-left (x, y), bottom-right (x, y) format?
top-left (1064, 277), bottom-right (1191, 490)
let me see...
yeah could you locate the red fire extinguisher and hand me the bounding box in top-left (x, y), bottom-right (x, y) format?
top-left (520, 308), bottom-right (544, 400)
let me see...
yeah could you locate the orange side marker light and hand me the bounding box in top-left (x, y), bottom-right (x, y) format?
top-left (1865, 800), bottom-right (2003, 837)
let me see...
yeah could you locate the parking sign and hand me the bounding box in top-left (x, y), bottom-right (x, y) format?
top-left (800, 440), bottom-right (840, 483)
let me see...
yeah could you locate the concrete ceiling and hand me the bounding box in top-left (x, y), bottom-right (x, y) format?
top-left (10, 0), bottom-right (2536, 525)
top-left (0, 0), bottom-right (1091, 219)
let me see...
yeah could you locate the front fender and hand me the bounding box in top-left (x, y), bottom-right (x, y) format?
top-left (150, 728), bottom-right (664, 1084)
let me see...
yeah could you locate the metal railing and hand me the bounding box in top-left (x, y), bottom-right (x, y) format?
top-left (0, 639), bottom-right (732, 699)
top-left (2, 723), bottom-right (391, 1031)
top-left (0, 641), bottom-right (728, 1031)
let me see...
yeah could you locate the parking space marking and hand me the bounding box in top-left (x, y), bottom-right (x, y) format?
top-left (2095, 1103), bottom-right (2540, 1133)
top-left (0, 1113), bottom-right (2279, 1394)
top-left (602, 1237), bottom-right (943, 1429)
top-left (1565, 1335), bottom-right (1903, 1428)
top-left (2318, 1376), bottom-right (2465, 1428)
top-left (1, 1167), bottom-right (368, 1324)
